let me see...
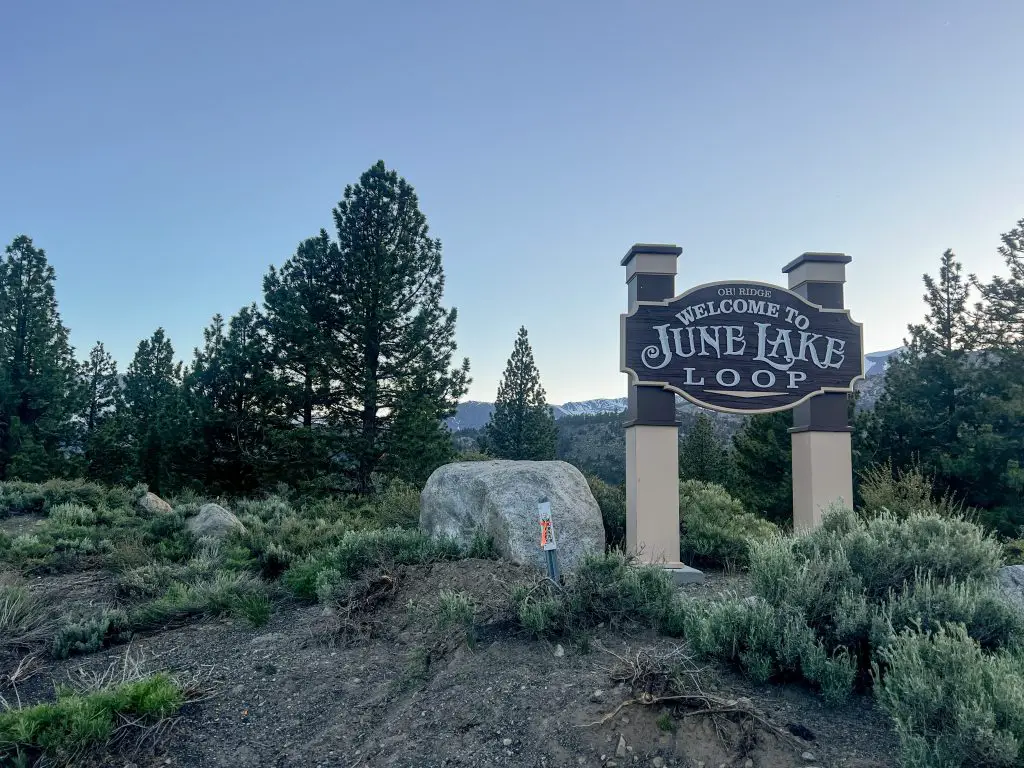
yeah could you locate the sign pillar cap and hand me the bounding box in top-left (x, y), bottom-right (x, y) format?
top-left (622, 244), bottom-right (681, 283)
top-left (782, 252), bottom-right (851, 289)
top-left (621, 243), bottom-right (683, 266)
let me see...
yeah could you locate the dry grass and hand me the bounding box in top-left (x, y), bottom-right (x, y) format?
top-left (0, 573), bottom-right (57, 651)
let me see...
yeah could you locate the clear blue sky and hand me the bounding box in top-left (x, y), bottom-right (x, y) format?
top-left (2, 1), bottom-right (1022, 403)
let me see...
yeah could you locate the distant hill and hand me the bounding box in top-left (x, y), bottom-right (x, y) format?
top-left (446, 397), bottom-right (628, 431)
top-left (449, 348), bottom-right (904, 432)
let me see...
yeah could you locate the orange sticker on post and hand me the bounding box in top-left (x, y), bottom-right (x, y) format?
top-left (537, 498), bottom-right (557, 551)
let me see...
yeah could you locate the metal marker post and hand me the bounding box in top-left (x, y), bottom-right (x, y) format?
top-left (537, 496), bottom-right (561, 583)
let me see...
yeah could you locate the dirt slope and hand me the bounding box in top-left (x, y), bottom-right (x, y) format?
top-left (7, 559), bottom-right (897, 768)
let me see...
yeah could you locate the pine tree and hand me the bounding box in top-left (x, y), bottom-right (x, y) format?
top-left (484, 326), bottom-right (556, 460)
top-left (262, 231), bottom-right (339, 429)
top-left (679, 413), bottom-right (731, 485)
top-left (331, 161), bottom-right (469, 491)
top-left (0, 236), bottom-right (80, 480)
top-left (869, 249), bottom-right (979, 481)
top-left (384, 372), bottom-right (457, 486)
top-left (731, 412), bottom-right (792, 524)
top-left (183, 306), bottom-right (287, 493)
top-left (908, 249), bottom-right (976, 354)
top-left (123, 328), bottom-right (182, 493)
top-left (974, 217), bottom-right (1024, 348)
top-left (80, 342), bottom-right (120, 436)
top-left (78, 342), bottom-right (131, 481)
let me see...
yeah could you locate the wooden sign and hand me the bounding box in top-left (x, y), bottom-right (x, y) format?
top-left (621, 280), bottom-right (864, 414)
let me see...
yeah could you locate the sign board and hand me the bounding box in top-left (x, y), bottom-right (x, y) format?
top-left (622, 280), bottom-right (864, 414)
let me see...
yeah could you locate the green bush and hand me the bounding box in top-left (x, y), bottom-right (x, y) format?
top-left (7, 534), bottom-right (51, 562)
top-left (114, 564), bottom-right (179, 600)
top-left (282, 528), bottom-right (462, 601)
top-left (52, 609), bottom-right (132, 659)
top-left (437, 589), bottom-right (477, 647)
top-left (681, 597), bottom-right (856, 703)
top-left (40, 479), bottom-right (127, 511)
top-left (231, 590), bottom-right (273, 627)
top-left (130, 571), bottom-right (270, 630)
top-left (872, 574), bottom-right (1024, 655)
top-left (876, 625), bottom-right (1024, 767)
top-left (0, 673), bottom-right (183, 765)
top-left (586, 475), bottom-right (626, 551)
top-left (0, 482), bottom-right (46, 516)
top-left (48, 503), bottom-right (97, 526)
top-left (686, 507), bottom-right (1016, 703)
top-left (1004, 538), bottom-right (1024, 565)
top-left (792, 507), bottom-right (1002, 600)
top-left (513, 552), bottom-right (676, 638)
top-left (858, 460), bottom-right (967, 520)
top-left (679, 481), bottom-right (777, 569)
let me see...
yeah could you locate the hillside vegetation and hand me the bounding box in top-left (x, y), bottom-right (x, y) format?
top-left (0, 469), bottom-right (1020, 766)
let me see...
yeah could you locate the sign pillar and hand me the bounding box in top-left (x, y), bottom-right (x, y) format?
top-left (782, 252), bottom-right (854, 530)
top-left (621, 244), bottom-right (703, 584)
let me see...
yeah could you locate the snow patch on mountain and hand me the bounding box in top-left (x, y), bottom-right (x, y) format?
top-left (553, 398), bottom-right (628, 419)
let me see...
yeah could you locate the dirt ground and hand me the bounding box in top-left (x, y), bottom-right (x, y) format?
top-left (2, 557), bottom-right (900, 768)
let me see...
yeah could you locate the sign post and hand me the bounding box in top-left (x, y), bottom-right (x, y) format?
top-left (621, 245), bottom-right (863, 549)
top-left (621, 245), bottom-right (703, 585)
top-left (782, 253), bottom-right (856, 529)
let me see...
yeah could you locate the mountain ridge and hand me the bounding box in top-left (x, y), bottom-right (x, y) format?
top-left (448, 348), bottom-right (902, 431)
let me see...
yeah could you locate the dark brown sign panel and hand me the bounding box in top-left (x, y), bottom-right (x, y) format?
top-left (622, 281), bottom-right (864, 414)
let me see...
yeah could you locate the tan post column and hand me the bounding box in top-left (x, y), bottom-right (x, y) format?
top-left (622, 244), bottom-right (703, 584)
top-left (782, 252), bottom-right (854, 530)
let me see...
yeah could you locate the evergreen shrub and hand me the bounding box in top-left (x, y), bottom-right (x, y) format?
top-left (679, 480), bottom-right (777, 569)
top-left (684, 506), bottom-right (1017, 702)
top-left (876, 625), bottom-right (1024, 768)
top-left (586, 475), bottom-right (625, 551)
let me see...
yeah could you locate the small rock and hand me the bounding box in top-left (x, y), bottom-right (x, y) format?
top-left (605, 762), bottom-right (618, 768)
top-left (502, 738), bottom-right (513, 747)
top-left (620, 715), bottom-right (629, 724)
top-left (554, 644), bottom-right (565, 657)
top-left (736, 696), bottom-right (753, 709)
top-left (616, 736), bottom-right (627, 758)
top-left (187, 502), bottom-right (246, 539)
top-left (802, 752), bottom-right (816, 762)
top-left (652, 758), bottom-right (665, 768)
top-left (744, 760), bottom-right (753, 768)
top-left (137, 491), bottom-right (172, 516)
top-left (591, 689), bottom-right (605, 702)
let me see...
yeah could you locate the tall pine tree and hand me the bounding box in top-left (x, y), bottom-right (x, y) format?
top-left (866, 249), bottom-right (978, 480)
top-left (679, 413), bottom-right (731, 485)
top-left (78, 341), bottom-right (132, 482)
top-left (731, 412), bottom-right (792, 524)
top-left (183, 306), bottom-right (286, 493)
top-left (123, 328), bottom-right (182, 493)
top-left (331, 161), bottom-right (469, 491)
top-left (907, 249), bottom-right (976, 354)
top-left (0, 236), bottom-right (79, 480)
top-left (484, 326), bottom-right (556, 460)
top-left (80, 342), bottom-right (120, 436)
top-left (974, 217), bottom-right (1024, 348)
top-left (262, 231), bottom-right (339, 429)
